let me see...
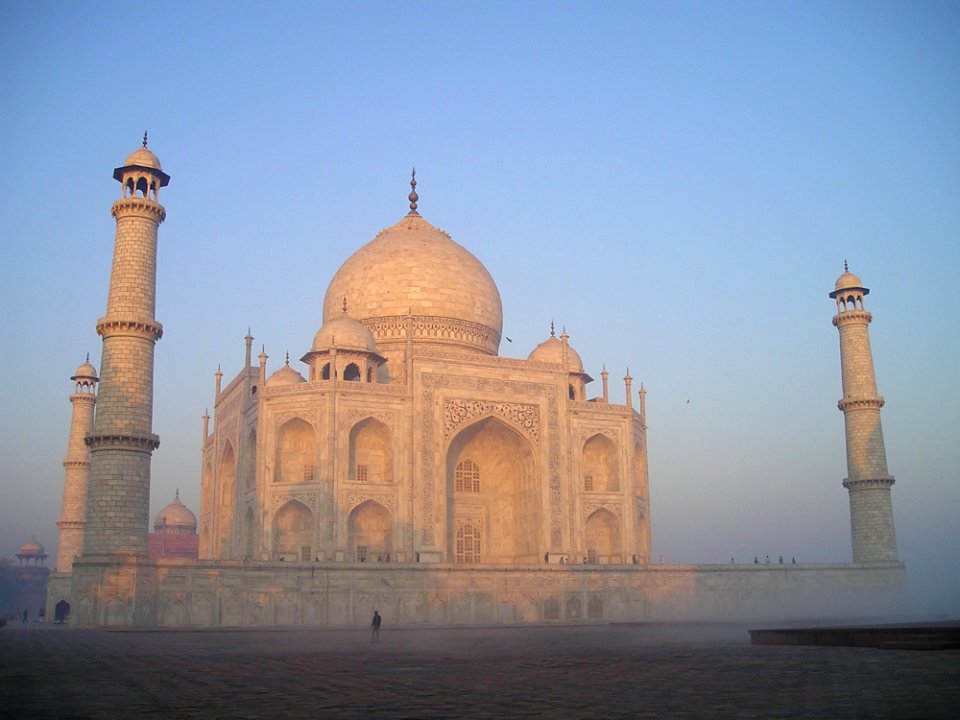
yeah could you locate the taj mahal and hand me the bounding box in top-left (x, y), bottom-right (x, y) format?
top-left (46, 139), bottom-right (904, 627)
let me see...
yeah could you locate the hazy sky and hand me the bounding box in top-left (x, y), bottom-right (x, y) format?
top-left (1, 1), bottom-right (957, 611)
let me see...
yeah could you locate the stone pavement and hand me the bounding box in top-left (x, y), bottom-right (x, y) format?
top-left (1, 622), bottom-right (958, 719)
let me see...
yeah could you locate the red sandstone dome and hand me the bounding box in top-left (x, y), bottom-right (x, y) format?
top-left (18, 537), bottom-right (45, 556)
top-left (153, 491), bottom-right (198, 533)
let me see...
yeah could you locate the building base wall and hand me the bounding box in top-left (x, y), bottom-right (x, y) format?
top-left (65, 559), bottom-right (907, 627)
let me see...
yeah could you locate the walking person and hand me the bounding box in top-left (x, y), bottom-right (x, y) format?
top-left (370, 610), bottom-right (382, 642)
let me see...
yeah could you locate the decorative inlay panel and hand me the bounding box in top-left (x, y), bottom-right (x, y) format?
top-left (346, 492), bottom-right (397, 512)
top-left (271, 493), bottom-right (318, 511)
top-left (443, 399), bottom-right (540, 443)
top-left (582, 501), bottom-right (623, 521)
top-left (346, 409), bottom-right (396, 431)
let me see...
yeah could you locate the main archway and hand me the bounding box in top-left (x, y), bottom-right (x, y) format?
top-left (446, 416), bottom-right (539, 564)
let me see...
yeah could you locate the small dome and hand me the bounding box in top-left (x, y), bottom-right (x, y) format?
top-left (72, 358), bottom-right (98, 381)
top-left (311, 313), bottom-right (380, 354)
top-left (834, 270), bottom-right (864, 292)
top-left (528, 331), bottom-right (585, 373)
top-left (153, 491), bottom-right (197, 532)
top-left (267, 362), bottom-right (306, 386)
top-left (18, 537), bottom-right (45, 556)
top-left (124, 146), bottom-right (163, 171)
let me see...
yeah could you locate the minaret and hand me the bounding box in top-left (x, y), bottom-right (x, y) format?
top-left (82, 135), bottom-right (170, 556)
top-left (55, 356), bottom-right (98, 571)
top-left (830, 264), bottom-right (898, 563)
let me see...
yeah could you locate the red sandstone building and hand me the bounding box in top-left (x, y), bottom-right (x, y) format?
top-left (148, 491), bottom-right (199, 560)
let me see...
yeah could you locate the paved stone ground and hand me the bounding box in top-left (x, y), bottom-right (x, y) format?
top-left (1, 622), bottom-right (958, 719)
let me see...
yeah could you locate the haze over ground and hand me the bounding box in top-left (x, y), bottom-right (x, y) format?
top-left (1, 1), bottom-right (957, 615)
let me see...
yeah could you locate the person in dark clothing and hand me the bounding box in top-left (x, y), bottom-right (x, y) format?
top-left (370, 610), bottom-right (382, 642)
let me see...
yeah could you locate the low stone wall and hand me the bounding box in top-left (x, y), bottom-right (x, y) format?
top-left (66, 557), bottom-right (907, 627)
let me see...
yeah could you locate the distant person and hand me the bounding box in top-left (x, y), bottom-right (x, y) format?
top-left (778, 556), bottom-right (783, 564)
top-left (21, 609), bottom-right (28, 625)
top-left (754, 557), bottom-right (759, 564)
top-left (791, 557), bottom-right (797, 564)
top-left (370, 610), bottom-right (382, 642)
top-left (765, 555), bottom-right (770, 564)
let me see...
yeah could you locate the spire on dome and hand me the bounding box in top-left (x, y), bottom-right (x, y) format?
top-left (408, 168), bottom-right (419, 215)
top-left (550, 320), bottom-right (555, 337)
top-left (142, 130), bottom-right (148, 148)
top-left (844, 259), bottom-right (849, 272)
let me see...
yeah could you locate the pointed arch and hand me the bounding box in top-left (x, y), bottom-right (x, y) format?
top-left (275, 418), bottom-right (316, 484)
top-left (347, 500), bottom-right (392, 562)
top-left (446, 416), bottom-right (539, 564)
top-left (343, 362), bottom-right (361, 381)
top-left (217, 442), bottom-right (237, 558)
top-left (243, 428), bottom-right (257, 489)
top-left (349, 417), bottom-right (393, 484)
top-left (584, 508), bottom-right (621, 564)
top-left (583, 433), bottom-right (620, 492)
top-left (242, 506), bottom-right (256, 560)
top-left (273, 500), bottom-right (314, 562)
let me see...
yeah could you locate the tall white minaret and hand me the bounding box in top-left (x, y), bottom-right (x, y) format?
top-left (830, 264), bottom-right (898, 563)
top-left (83, 134), bottom-right (169, 556)
top-left (55, 357), bottom-right (98, 571)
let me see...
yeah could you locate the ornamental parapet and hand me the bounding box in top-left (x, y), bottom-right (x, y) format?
top-left (85, 431), bottom-right (160, 453)
top-left (843, 476), bottom-right (895, 490)
top-left (262, 380), bottom-right (409, 397)
top-left (568, 400), bottom-right (632, 415)
top-left (62, 459), bottom-right (90, 469)
top-left (365, 314), bottom-right (500, 355)
top-left (412, 346), bottom-right (573, 373)
top-left (96, 317), bottom-right (163, 341)
top-left (838, 396), bottom-right (885, 412)
top-left (832, 310), bottom-right (872, 327)
top-left (111, 197), bottom-right (166, 222)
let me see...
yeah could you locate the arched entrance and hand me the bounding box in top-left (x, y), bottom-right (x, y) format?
top-left (273, 500), bottom-right (314, 562)
top-left (584, 508), bottom-right (621, 564)
top-left (217, 443), bottom-right (236, 559)
top-left (446, 417), bottom-right (539, 564)
top-left (347, 500), bottom-right (392, 562)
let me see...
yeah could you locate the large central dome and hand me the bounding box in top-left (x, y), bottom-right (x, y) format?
top-left (323, 212), bottom-right (503, 355)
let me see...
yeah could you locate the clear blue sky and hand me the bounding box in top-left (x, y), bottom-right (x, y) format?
top-left (2, 1), bottom-right (957, 612)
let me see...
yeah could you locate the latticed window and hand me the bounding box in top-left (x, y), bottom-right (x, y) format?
top-left (356, 464), bottom-right (369, 482)
top-left (455, 459), bottom-right (480, 492)
top-left (356, 545), bottom-right (368, 562)
top-left (303, 464), bottom-right (314, 482)
top-left (584, 474), bottom-right (594, 491)
top-left (301, 545), bottom-right (311, 562)
top-left (456, 524), bottom-right (481, 563)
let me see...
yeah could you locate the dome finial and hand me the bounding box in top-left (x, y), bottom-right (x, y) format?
top-left (142, 130), bottom-right (148, 148)
top-left (408, 167), bottom-right (419, 215)
top-left (550, 320), bottom-right (555, 337)
top-left (285, 351), bottom-right (290, 366)
top-left (844, 258), bottom-right (849, 272)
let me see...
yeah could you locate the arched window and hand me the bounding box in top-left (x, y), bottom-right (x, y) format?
top-left (456, 523), bottom-right (481, 563)
top-left (455, 459), bottom-right (480, 492)
top-left (569, 384), bottom-right (576, 400)
top-left (344, 363), bottom-right (361, 381)
top-left (321, 363), bottom-right (331, 380)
